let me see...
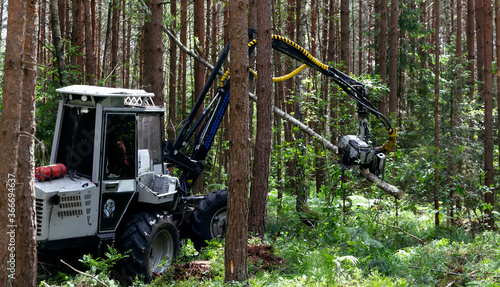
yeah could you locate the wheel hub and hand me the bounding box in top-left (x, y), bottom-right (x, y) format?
top-left (210, 208), bottom-right (227, 239)
top-left (149, 230), bottom-right (174, 276)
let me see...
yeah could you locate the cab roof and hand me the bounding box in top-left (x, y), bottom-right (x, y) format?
top-left (56, 85), bottom-right (157, 108)
top-left (56, 85), bottom-right (155, 98)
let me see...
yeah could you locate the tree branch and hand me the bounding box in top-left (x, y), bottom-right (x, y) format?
top-left (377, 221), bottom-right (423, 243)
top-left (60, 259), bottom-right (109, 287)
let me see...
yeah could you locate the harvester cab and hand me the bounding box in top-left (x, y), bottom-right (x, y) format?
top-left (35, 86), bottom-right (185, 281)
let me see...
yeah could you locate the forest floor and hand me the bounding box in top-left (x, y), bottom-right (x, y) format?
top-left (38, 190), bottom-right (500, 287)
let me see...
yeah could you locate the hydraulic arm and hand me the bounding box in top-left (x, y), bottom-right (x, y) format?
top-left (163, 32), bottom-right (397, 194)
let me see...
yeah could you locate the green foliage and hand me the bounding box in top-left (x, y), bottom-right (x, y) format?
top-left (39, 246), bottom-right (126, 287)
top-left (42, 191), bottom-right (500, 286)
top-left (79, 246), bottom-right (128, 276)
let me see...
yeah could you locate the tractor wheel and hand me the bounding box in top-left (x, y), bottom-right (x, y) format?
top-left (116, 211), bottom-right (179, 283)
top-left (190, 189), bottom-right (228, 250)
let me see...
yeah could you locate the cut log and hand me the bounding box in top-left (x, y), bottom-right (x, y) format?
top-left (360, 169), bottom-right (404, 199)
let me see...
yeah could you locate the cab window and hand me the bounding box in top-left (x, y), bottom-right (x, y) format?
top-left (103, 114), bottom-right (135, 179)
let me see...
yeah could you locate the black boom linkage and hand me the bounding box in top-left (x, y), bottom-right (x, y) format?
top-left (164, 31), bottom-right (392, 195)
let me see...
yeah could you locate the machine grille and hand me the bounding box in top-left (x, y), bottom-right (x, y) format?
top-left (57, 194), bottom-right (83, 218)
top-left (35, 198), bottom-right (44, 236)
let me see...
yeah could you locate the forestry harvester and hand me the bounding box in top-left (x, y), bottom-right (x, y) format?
top-left (35, 32), bottom-right (396, 282)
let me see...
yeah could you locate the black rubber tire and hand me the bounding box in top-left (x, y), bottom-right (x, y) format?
top-left (190, 189), bottom-right (228, 250)
top-left (115, 211), bottom-right (179, 283)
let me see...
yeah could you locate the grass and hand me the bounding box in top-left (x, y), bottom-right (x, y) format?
top-left (39, 190), bottom-right (500, 287)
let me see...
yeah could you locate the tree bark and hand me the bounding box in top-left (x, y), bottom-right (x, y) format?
top-left (15, 0), bottom-right (38, 284)
top-left (84, 0), bottom-right (95, 84)
top-left (358, 0), bottom-right (363, 75)
top-left (71, 0), bottom-right (84, 75)
top-left (57, 0), bottom-right (65, 38)
top-left (248, 0), bottom-right (273, 239)
top-left (180, 0), bottom-right (187, 117)
top-left (110, 0), bottom-right (120, 86)
top-left (340, 0), bottom-right (349, 73)
top-left (375, 0), bottom-right (388, 114)
top-left (0, 0), bottom-right (32, 285)
top-left (496, 0), bottom-right (500, 220)
top-left (388, 0), bottom-right (398, 115)
top-left (467, 0), bottom-right (476, 94)
top-left (475, 0), bottom-right (484, 99)
top-left (192, 0), bottom-right (206, 194)
top-left (143, 0), bottom-right (164, 107)
top-left (50, 0), bottom-right (67, 86)
top-left (283, 0), bottom-right (296, 191)
top-left (96, 0), bottom-right (103, 82)
top-left (225, 0), bottom-right (249, 281)
top-left (294, 0), bottom-right (312, 224)
top-left (167, 0), bottom-right (177, 140)
top-left (92, 0), bottom-right (97, 78)
top-left (101, 0), bottom-right (112, 80)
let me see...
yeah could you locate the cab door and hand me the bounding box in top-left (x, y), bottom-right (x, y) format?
top-left (99, 113), bottom-right (136, 232)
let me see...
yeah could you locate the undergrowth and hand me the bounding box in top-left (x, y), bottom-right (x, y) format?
top-left (38, 191), bottom-right (500, 287)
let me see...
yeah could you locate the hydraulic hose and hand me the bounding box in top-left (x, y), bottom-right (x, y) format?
top-left (378, 128), bottom-right (397, 154)
top-left (220, 34), bottom-right (397, 149)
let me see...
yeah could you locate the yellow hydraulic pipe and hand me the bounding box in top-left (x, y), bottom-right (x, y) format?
top-left (380, 128), bottom-right (397, 153)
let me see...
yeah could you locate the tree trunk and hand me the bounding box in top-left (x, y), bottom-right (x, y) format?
top-left (143, 0), bottom-right (164, 108)
top-left (482, 0), bottom-right (494, 230)
top-left (283, 0), bottom-right (296, 191)
top-left (167, 0), bottom-right (177, 140)
top-left (464, 0), bottom-right (475, 204)
top-left (180, 0), bottom-right (187, 117)
top-left (38, 0), bottom-right (46, 69)
top-left (475, 0), bottom-right (484, 99)
top-left (340, 0), bottom-right (349, 73)
top-left (0, 0), bottom-right (33, 285)
top-left (110, 0), bottom-right (120, 86)
top-left (358, 0), bottom-right (363, 75)
top-left (58, 0), bottom-right (65, 38)
top-left (496, 0), bottom-right (500, 218)
top-left (375, 0), bottom-right (388, 114)
top-left (50, 0), bottom-right (67, 86)
top-left (101, 0), bottom-right (112, 80)
top-left (311, 0), bottom-right (317, 58)
top-left (71, 0), bottom-right (84, 76)
top-left (294, 0), bottom-right (313, 225)
top-left (225, 0), bottom-right (249, 282)
top-left (448, 0), bottom-right (464, 227)
top-left (275, 49), bottom-right (284, 206)
top-left (124, 0), bottom-right (131, 87)
top-left (433, 0), bottom-right (440, 227)
top-left (192, 0), bottom-right (206, 194)
top-left (248, 0), bottom-right (273, 239)
top-left (15, 0), bottom-right (39, 284)
top-left (121, 0), bottom-right (126, 86)
top-left (84, 0), bottom-right (95, 84)
top-left (311, 0), bottom-right (323, 192)
top-left (96, 0), bottom-right (102, 82)
top-left (388, 0), bottom-right (398, 115)
top-left (92, 0), bottom-right (97, 78)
